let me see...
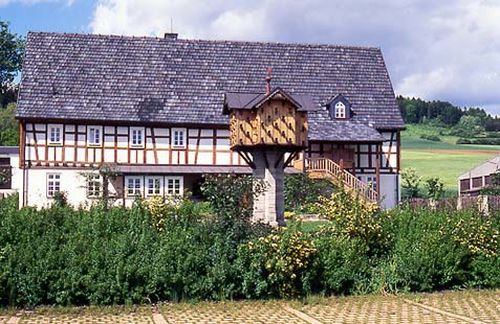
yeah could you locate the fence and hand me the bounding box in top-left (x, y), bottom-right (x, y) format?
top-left (405, 195), bottom-right (500, 214)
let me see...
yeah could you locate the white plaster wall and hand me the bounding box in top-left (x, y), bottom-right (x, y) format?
top-left (9, 155), bottom-right (22, 192)
top-left (359, 173), bottom-right (400, 209)
top-left (23, 169), bottom-right (89, 209)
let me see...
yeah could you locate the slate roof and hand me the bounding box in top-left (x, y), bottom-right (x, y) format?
top-left (17, 32), bottom-right (405, 142)
top-left (223, 88), bottom-right (316, 113)
top-left (0, 146), bottom-right (19, 156)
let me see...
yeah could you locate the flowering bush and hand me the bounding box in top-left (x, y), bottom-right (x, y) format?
top-left (315, 187), bottom-right (382, 245)
top-left (237, 225), bottom-right (317, 298)
top-left (142, 195), bottom-right (183, 230)
top-left (443, 212), bottom-right (499, 257)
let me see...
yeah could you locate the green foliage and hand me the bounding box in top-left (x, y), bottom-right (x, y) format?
top-left (315, 234), bottom-right (371, 295)
top-left (52, 191), bottom-right (68, 208)
top-left (425, 177), bottom-right (444, 200)
top-left (314, 187), bottom-right (382, 248)
top-left (201, 174), bottom-right (265, 222)
top-left (401, 168), bottom-right (421, 198)
top-left (456, 137), bottom-right (500, 145)
top-left (237, 223), bottom-right (317, 298)
top-left (397, 96), bottom-right (499, 132)
top-left (284, 173), bottom-right (334, 212)
top-left (0, 21), bottom-right (24, 86)
top-left (480, 172), bottom-right (500, 195)
top-left (0, 103), bottom-right (18, 145)
top-left (375, 209), bottom-right (467, 293)
top-left (419, 134), bottom-right (441, 142)
top-left (0, 191), bottom-right (499, 307)
top-left (0, 165), bottom-right (11, 186)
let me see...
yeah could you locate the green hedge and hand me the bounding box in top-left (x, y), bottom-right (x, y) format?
top-left (0, 193), bottom-right (498, 307)
top-left (456, 137), bottom-right (500, 145)
top-left (419, 134), bottom-right (441, 142)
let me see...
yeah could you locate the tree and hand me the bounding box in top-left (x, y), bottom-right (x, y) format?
top-left (401, 168), bottom-right (421, 198)
top-left (425, 177), bottom-right (444, 200)
top-left (0, 102), bottom-right (18, 145)
top-left (0, 21), bottom-right (24, 106)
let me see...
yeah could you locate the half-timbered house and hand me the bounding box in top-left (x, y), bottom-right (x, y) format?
top-left (16, 32), bottom-right (405, 209)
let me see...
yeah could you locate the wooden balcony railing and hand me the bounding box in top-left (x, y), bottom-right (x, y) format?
top-left (292, 157), bottom-right (378, 203)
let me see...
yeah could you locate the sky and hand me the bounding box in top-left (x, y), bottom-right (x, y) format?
top-left (1, 0), bottom-right (499, 116)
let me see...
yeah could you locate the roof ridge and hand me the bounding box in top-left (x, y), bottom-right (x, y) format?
top-left (26, 31), bottom-right (381, 51)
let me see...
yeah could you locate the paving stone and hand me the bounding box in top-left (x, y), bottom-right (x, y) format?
top-left (8, 290), bottom-right (500, 323)
top-left (161, 301), bottom-right (307, 324)
top-left (298, 295), bottom-right (470, 324)
top-left (410, 289), bottom-right (500, 324)
top-left (19, 313), bottom-right (154, 324)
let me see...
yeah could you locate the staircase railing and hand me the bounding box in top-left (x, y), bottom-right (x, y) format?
top-left (293, 157), bottom-right (378, 203)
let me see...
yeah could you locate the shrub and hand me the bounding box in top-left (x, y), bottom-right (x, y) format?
top-left (284, 174), bottom-right (335, 212)
top-left (419, 134), bottom-right (441, 141)
top-left (456, 137), bottom-right (500, 145)
top-left (237, 224), bottom-right (317, 298)
top-left (425, 177), bottom-right (445, 200)
top-left (314, 187), bottom-right (382, 248)
top-left (0, 189), bottom-right (499, 307)
top-left (375, 208), bottom-right (499, 293)
top-left (314, 234), bottom-right (372, 295)
top-left (401, 168), bottom-right (421, 198)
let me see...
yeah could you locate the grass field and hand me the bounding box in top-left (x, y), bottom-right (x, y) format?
top-left (401, 124), bottom-right (499, 196)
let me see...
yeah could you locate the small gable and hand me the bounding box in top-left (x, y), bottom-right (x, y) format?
top-left (327, 94), bottom-right (352, 120)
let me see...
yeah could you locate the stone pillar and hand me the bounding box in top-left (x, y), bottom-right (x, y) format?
top-left (252, 150), bottom-right (285, 226)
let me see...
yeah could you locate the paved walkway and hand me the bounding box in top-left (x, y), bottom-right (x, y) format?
top-left (2, 290), bottom-right (498, 323)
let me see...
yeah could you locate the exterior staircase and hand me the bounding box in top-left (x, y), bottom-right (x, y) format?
top-left (293, 157), bottom-right (378, 203)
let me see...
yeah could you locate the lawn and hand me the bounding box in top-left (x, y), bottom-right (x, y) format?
top-left (401, 124), bottom-right (499, 196)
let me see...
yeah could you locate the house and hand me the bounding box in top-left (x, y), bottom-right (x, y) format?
top-left (16, 32), bottom-right (405, 209)
top-left (458, 155), bottom-right (500, 196)
top-left (0, 146), bottom-right (21, 198)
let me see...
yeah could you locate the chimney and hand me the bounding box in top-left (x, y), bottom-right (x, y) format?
top-left (164, 33), bottom-right (178, 40)
top-left (265, 67), bottom-right (272, 94)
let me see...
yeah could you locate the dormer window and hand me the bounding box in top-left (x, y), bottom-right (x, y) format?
top-left (335, 102), bottom-right (346, 119)
top-left (327, 94), bottom-right (351, 120)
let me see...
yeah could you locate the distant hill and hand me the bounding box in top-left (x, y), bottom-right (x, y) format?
top-left (397, 96), bottom-right (499, 131)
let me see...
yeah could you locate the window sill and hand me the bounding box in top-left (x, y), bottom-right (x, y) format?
top-left (47, 143), bottom-right (63, 146)
top-left (171, 145), bottom-right (186, 149)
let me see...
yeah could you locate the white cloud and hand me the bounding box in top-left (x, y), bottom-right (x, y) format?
top-left (89, 0), bottom-right (500, 115)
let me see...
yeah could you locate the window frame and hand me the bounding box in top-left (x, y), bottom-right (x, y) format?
top-left (126, 176), bottom-right (143, 197)
top-left (172, 128), bottom-right (187, 149)
top-left (165, 176), bottom-right (183, 196)
top-left (366, 176), bottom-right (377, 191)
top-left (48, 124), bottom-right (63, 145)
top-left (130, 127), bottom-right (145, 148)
top-left (46, 173), bottom-right (61, 198)
top-left (145, 176), bottom-right (163, 197)
top-left (87, 126), bottom-right (103, 146)
top-left (87, 174), bottom-right (102, 199)
top-left (334, 101), bottom-right (346, 119)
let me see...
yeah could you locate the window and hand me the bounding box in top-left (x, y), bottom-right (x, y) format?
top-left (47, 173), bottom-right (61, 197)
top-left (88, 126), bottom-right (102, 146)
top-left (48, 125), bottom-right (62, 144)
top-left (130, 127), bottom-right (144, 147)
top-left (87, 174), bottom-right (101, 198)
top-left (334, 102), bottom-right (346, 119)
top-left (126, 177), bottom-right (143, 197)
top-left (172, 128), bottom-right (186, 148)
top-left (146, 177), bottom-right (162, 196)
top-left (166, 176), bottom-right (183, 195)
top-left (366, 176), bottom-right (377, 191)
